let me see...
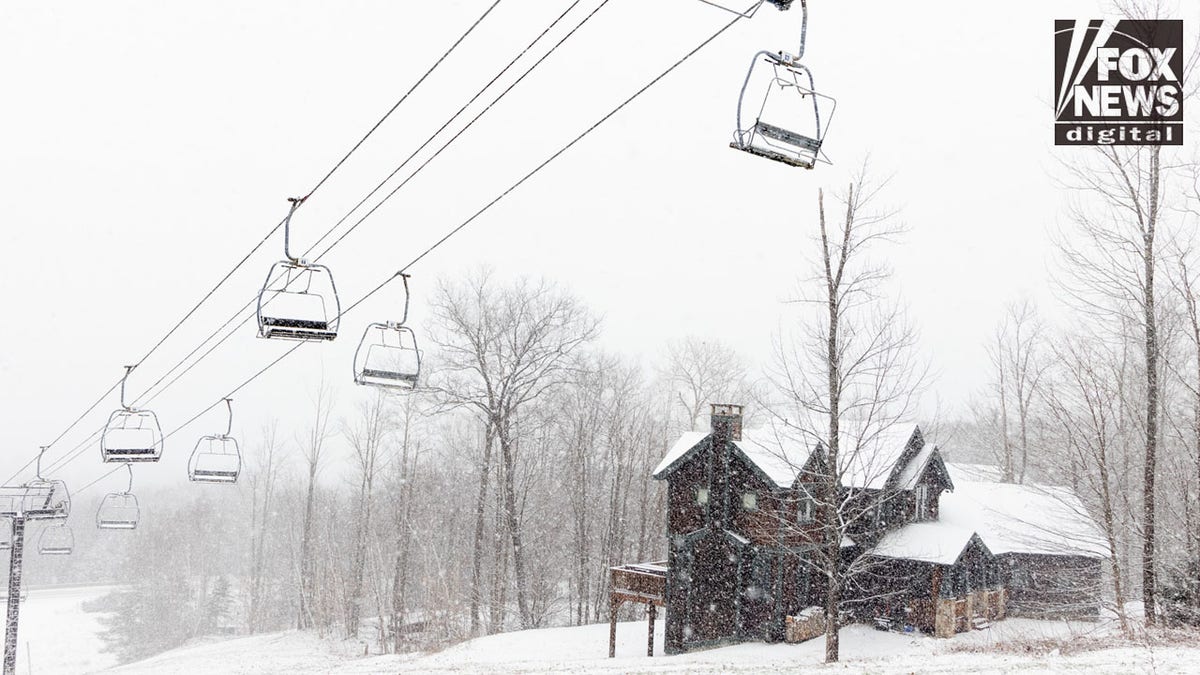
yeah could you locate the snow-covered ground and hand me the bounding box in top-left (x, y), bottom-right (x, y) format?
top-left (16, 590), bottom-right (1193, 675)
top-left (13, 584), bottom-right (117, 674)
top-left (104, 615), bottom-right (1200, 674)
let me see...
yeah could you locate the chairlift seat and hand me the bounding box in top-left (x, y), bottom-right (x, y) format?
top-left (258, 262), bottom-right (340, 342)
top-left (353, 324), bottom-right (422, 390)
top-left (730, 49), bottom-right (834, 170)
top-left (189, 440), bottom-right (241, 484)
top-left (754, 121), bottom-right (821, 152)
top-left (38, 524), bottom-right (74, 555)
top-left (96, 493), bottom-right (140, 530)
top-left (101, 409), bottom-right (164, 463)
top-left (730, 140), bottom-right (816, 169)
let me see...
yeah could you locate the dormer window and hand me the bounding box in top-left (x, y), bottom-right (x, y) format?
top-left (797, 488), bottom-right (815, 523)
top-left (696, 487), bottom-right (709, 506)
top-left (914, 485), bottom-right (930, 521)
top-left (742, 491), bottom-right (758, 511)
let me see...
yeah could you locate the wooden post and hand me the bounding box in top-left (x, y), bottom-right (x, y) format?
top-left (646, 604), bottom-right (656, 657)
top-left (608, 598), bottom-right (619, 658)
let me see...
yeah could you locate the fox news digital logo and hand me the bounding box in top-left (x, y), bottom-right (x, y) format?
top-left (1054, 19), bottom-right (1183, 146)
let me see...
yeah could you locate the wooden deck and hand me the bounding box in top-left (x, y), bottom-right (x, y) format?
top-left (608, 561), bottom-right (667, 658)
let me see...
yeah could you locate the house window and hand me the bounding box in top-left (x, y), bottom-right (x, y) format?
top-left (742, 491), bottom-right (758, 511)
top-left (797, 489), bottom-right (815, 523)
top-left (696, 487), bottom-right (709, 506)
top-left (914, 485), bottom-right (929, 521)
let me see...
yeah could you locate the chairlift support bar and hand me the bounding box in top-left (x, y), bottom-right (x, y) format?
top-left (119, 365), bottom-right (135, 411)
top-left (222, 398), bottom-right (233, 437)
top-left (283, 197), bottom-right (305, 265)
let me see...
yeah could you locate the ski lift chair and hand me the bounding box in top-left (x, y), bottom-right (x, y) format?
top-left (38, 523), bottom-right (74, 555)
top-left (353, 273), bottom-right (422, 390)
top-left (257, 198), bottom-right (340, 342)
top-left (96, 493), bottom-right (139, 530)
top-left (18, 479), bottom-right (71, 520)
top-left (730, 50), bottom-right (835, 169)
top-left (354, 323), bottom-right (422, 389)
top-left (101, 368), bottom-right (164, 463)
top-left (188, 399), bottom-right (241, 484)
top-left (97, 465), bottom-right (140, 530)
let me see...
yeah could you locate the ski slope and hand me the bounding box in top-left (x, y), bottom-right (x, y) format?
top-left (106, 616), bottom-right (1200, 674)
top-left (13, 585), bottom-right (116, 674)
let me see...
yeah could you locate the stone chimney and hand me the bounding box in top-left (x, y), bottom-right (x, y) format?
top-left (710, 403), bottom-right (743, 441)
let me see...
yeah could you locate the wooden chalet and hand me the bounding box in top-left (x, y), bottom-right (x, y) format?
top-left (607, 404), bottom-right (1109, 657)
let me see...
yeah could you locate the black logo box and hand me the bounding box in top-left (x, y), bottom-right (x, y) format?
top-left (1054, 19), bottom-right (1184, 145)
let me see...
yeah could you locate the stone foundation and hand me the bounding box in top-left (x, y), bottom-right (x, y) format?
top-left (785, 606), bottom-right (826, 643)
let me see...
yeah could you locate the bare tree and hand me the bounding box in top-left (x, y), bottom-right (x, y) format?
top-left (985, 300), bottom-right (1047, 483)
top-left (428, 268), bottom-right (600, 630)
top-left (767, 167), bottom-right (924, 662)
top-left (663, 337), bottom-right (753, 432)
top-left (247, 421), bottom-right (285, 634)
top-left (342, 390), bottom-right (393, 638)
top-left (297, 381), bottom-right (335, 630)
top-left (1042, 336), bottom-right (1136, 634)
top-left (1055, 140), bottom-right (1170, 623)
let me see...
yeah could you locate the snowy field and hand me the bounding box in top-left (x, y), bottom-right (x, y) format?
top-left (105, 616), bottom-right (1200, 674)
top-left (14, 585), bottom-right (116, 674)
top-left (15, 590), bottom-right (1198, 674)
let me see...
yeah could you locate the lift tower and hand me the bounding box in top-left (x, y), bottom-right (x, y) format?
top-left (0, 477), bottom-right (71, 674)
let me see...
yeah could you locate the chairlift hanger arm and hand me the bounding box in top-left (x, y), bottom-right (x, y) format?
top-left (119, 365), bottom-right (135, 410)
top-left (283, 197), bottom-right (306, 265)
top-left (399, 273), bottom-right (411, 326)
top-left (35, 447), bottom-right (47, 480)
top-left (223, 398), bottom-right (234, 437)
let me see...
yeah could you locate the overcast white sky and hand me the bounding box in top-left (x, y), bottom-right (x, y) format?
top-left (0, 0), bottom-right (1176, 494)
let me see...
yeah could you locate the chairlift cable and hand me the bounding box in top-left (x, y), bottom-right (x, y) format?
top-left (298, 0), bottom-right (504, 203)
top-left (13, 1), bottom-right (505, 483)
top-left (46, 1), bottom-right (751, 492)
top-left (99, 0), bottom-right (755, 469)
top-left (299, 0), bottom-right (590, 260)
top-left (67, 0), bottom-right (598, 414)
top-left (43, 0), bottom-right (611, 471)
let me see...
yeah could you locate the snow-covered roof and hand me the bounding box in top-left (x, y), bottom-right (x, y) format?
top-left (944, 462), bottom-right (1003, 484)
top-left (893, 441), bottom-right (936, 491)
top-left (653, 422), bottom-right (924, 491)
top-left (837, 423), bottom-right (921, 490)
top-left (652, 425), bottom-right (814, 489)
top-left (870, 521), bottom-right (982, 565)
top-left (939, 480), bottom-right (1109, 558)
top-left (651, 431), bottom-right (707, 477)
top-left (733, 427), bottom-right (815, 488)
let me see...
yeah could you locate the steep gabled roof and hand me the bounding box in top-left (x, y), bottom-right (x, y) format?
top-left (869, 522), bottom-right (988, 565)
top-left (651, 431), bottom-right (708, 478)
top-left (653, 422), bottom-right (928, 491)
top-left (651, 426), bottom-right (814, 489)
top-left (939, 480), bottom-right (1109, 558)
top-left (816, 423), bottom-right (924, 490)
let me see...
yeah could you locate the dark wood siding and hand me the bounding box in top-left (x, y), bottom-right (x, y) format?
top-left (1002, 553), bottom-right (1102, 620)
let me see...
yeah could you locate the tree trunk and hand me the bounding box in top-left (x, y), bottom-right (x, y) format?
top-left (1142, 147), bottom-right (1160, 627)
top-left (298, 464), bottom-right (318, 629)
top-left (470, 422), bottom-right (494, 636)
top-left (819, 186), bottom-right (842, 663)
top-left (500, 417), bottom-right (532, 629)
